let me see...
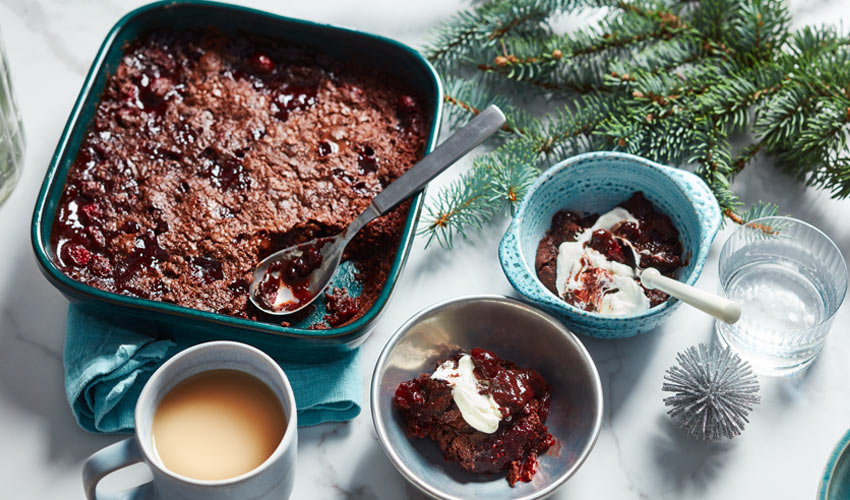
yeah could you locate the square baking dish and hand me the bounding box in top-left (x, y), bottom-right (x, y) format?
top-left (31, 0), bottom-right (442, 361)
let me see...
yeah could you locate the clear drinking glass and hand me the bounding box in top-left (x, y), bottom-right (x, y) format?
top-left (0, 27), bottom-right (26, 205)
top-left (716, 217), bottom-right (847, 376)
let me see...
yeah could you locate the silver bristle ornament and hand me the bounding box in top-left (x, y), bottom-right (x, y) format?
top-left (662, 343), bottom-right (760, 441)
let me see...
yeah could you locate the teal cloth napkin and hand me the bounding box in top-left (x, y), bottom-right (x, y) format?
top-left (63, 304), bottom-right (361, 433)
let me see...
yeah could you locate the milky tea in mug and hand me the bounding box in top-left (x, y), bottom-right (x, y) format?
top-left (83, 341), bottom-right (297, 500)
top-left (151, 369), bottom-right (287, 480)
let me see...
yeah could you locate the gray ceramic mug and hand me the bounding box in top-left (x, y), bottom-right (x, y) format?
top-left (82, 341), bottom-right (298, 500)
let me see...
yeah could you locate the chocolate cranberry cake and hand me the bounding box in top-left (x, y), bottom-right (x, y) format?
top-left (50, 29), bottom-right (430, 327)
top-left (393, 348), bottom-right (555, 485)
top-left (536, 192), bottom-right (683, 314)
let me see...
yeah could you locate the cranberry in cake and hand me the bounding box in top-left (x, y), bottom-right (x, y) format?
top-left (393, 348), bottom-right (555, 486)
top-left (49, 29), bottom-right (431, 327)
top-left (535, 192), bottom-right (683, 314)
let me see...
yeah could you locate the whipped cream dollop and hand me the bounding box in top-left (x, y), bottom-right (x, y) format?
top-left (431, 354), bottom-right (502, 433)
top-left (555, 207), bottom-right (650, 315)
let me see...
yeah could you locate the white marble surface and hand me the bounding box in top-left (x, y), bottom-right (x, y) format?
top-left (1, 1), bottom-right (849, 499)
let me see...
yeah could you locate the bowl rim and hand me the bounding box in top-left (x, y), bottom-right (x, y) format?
top-left (370, 294), bottom-right (604, 500)
top-left (818, 428), bottom-right (850, 500)
top-left (500, 151), bottom-right (721, 323)
top-left (29, 0), bottom-right (444, 342)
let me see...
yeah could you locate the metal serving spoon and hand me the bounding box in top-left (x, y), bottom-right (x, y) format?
top-left (249, 105), bottom-right (507, 315)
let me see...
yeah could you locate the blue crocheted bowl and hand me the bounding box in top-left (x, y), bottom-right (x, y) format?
top-left (499, 152), bottom-right (721, 339)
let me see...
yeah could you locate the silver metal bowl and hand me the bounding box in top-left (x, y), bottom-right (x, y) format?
top-left (371, 296), bottom-right (603, 500)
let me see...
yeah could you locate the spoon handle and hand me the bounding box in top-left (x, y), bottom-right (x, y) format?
top-left (640, 268), bottom-right (742, 324)
top-left (372, 105), bottom-right (506, 215)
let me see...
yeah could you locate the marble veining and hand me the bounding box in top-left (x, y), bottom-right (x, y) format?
top-left (0, 1), bottom-right (849, 499)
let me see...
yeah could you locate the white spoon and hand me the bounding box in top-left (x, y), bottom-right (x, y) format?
top-left (639, 267), bottom-right (741, 324)
top-left (616, 236), bottom-right (741, 324)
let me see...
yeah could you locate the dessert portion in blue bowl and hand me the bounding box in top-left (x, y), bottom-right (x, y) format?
top-left (499, 152), bottom-right (721, 339)
top-left (535, 191), bottom-right (684, 316)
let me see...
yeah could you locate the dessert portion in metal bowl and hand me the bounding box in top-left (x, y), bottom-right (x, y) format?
top-left (535, 192), bottom-right (683, 315)
top-left (393, 348), bottom-right (555, 486)
top-left (49, 28), bottom-right (430, 328)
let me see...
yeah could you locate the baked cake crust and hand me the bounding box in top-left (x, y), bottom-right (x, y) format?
top-left (50, 29), bottom-right (430, 327)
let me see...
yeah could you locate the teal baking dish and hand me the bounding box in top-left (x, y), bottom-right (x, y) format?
top-left (30, 0), bottom-right (442, 361)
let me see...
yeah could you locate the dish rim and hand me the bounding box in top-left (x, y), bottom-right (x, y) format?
top-left (818, 428), bottom-right (850, 500)
top-left (29, 0), bottom-right (444, 341)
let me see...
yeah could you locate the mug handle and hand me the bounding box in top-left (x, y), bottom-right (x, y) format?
top-left (83, 437), bottom-right (154, 500)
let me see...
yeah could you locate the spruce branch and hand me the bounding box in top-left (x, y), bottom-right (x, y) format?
top-left (418, 140), bottom-right (541, 248)
top-left (739, 200), bottom-right (780, 222)
top-left (418, 161), bottom-right (496, 249)
top-left (421, 0), bottom-right (850, 248)
top-left (440, 77), bottom-right (534, 135)
top-left (425, 0), bottom-right (579, 72)
top-left (724, 200), bottom-right (780, 233)
top-left (730, 141), bottom-right (763, 176)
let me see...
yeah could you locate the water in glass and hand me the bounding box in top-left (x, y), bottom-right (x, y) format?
top-left (716, 217), bottom-right (847, 376)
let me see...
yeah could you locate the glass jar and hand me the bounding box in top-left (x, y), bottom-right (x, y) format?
top-left (0, 27), bottom-right (26, 205)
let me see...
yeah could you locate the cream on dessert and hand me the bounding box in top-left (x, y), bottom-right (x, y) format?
top-left (536, 192), bottom-right (683, 314)
top-left (554, 207), bottom-right (651, 315)
top-left (431, 354), bottom-right (502, 433)
top-left (394, 348), bottom-right (554, 485)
